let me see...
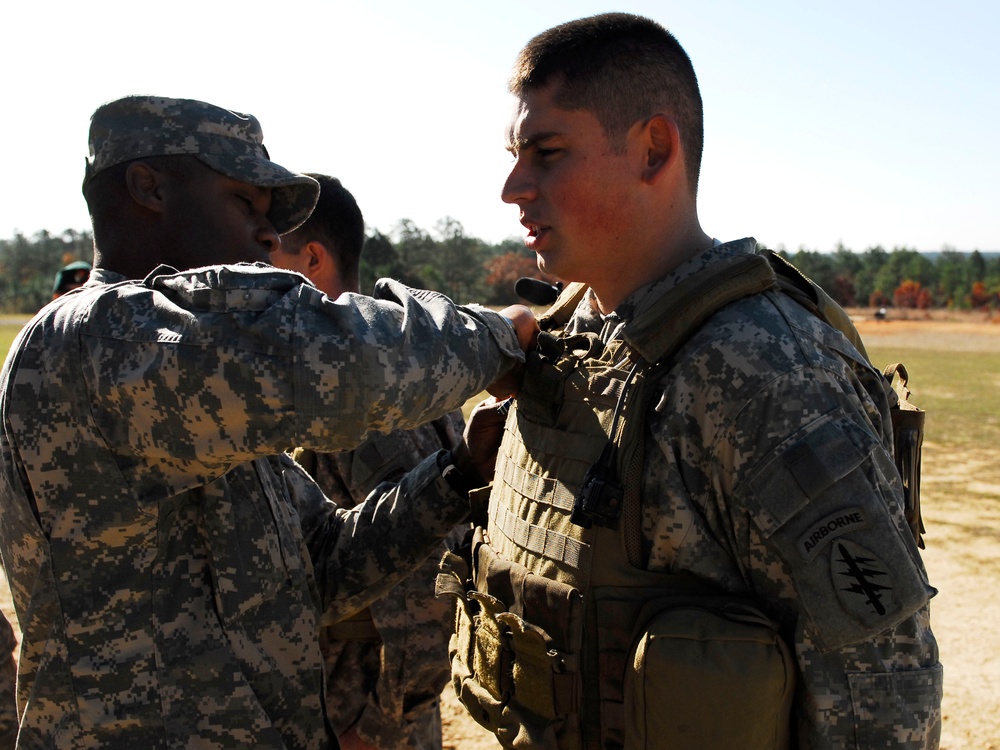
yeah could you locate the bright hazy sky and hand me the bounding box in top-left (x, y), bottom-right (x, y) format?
top-left (2, 0), bottom-right (997, 253)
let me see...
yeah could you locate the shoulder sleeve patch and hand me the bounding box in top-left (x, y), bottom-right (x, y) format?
top-left (737, 414), bottom-right (933, 651)
top-left (743, 416), bottom-right (875, 537)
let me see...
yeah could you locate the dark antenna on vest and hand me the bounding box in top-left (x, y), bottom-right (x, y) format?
top-left (570, 359), bottom-right (643, 528)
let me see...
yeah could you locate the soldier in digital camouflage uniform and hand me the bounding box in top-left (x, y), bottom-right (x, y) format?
top-left (0, 95), bottom-right (535, 749)
top-left (269, 174), bottom-right (464, 750)
top-left (443, 14), bottom-right (941, 749)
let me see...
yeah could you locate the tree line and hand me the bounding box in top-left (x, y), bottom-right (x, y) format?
top-left (1, 223), bottom-right (997, 315)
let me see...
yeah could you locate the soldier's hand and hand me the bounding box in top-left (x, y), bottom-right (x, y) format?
top-left (488, 304), bottom-right (538, 398)
top-left (501, 303), bottom-right (539, 352)
top-left (453, 395), bottom-right (511, 488)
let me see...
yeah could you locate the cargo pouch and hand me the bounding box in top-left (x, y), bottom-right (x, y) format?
top-left (436, 530), bottom-right (583, 749)
top-left (883, 363), bottom-right (926, 548)
top-left (621, 596), bottom-right (795, 750)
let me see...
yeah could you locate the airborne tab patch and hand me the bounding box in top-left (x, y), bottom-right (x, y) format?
top-left (798, 507), bottom-right (870, 560)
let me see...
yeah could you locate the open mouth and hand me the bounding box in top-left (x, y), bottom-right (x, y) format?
top-left (523, 221), bottom-right (549, 248)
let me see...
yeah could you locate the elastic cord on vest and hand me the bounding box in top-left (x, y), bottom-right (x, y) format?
top-left (570, 359), bottom-right (644, 529)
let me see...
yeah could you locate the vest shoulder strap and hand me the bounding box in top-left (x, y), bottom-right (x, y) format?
top-left (538, 281), bottom-right (589, 331)
top-left (623, 251), bottom-right (778, 364)
top-left (764, 250), bottom-right (871, 362)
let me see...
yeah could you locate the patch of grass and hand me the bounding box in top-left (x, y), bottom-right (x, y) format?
top-left (0, 321), bottom-right (27, 363)
top-left (867, 345), bottom-right (1000, 453)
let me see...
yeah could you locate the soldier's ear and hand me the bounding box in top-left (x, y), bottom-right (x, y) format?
top-left (303, 241), bottom-right (328, 274)
top-left (640, 114), bottom-right (680, 185)
top-left (125, 161), bottom-right (167, 214)
top-left (304, 241), bottom-right (348, 297)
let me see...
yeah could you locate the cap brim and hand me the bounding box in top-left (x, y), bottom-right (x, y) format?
top-left (197, 152), bottom-right (320, 234)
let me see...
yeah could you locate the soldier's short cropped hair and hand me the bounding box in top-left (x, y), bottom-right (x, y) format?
top-left (280, 174), bottom-right (365, 289)
top-left (509, 13), bottom-right (704, 195)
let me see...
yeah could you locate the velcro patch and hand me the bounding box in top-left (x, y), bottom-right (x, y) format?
top-left (798, 507), bottom-right (870, 561)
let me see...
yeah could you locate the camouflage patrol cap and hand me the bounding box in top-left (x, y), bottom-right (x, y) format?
top-left (82, 95), bottom-right (319, 234)
top-left (52, 260), bottom-right (92, 295)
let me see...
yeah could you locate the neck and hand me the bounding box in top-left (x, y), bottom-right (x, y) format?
top-left (591, 223), bottom-right (713, 314)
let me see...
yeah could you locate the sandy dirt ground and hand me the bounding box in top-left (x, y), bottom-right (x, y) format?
top-left (0, 313), bottom-right (997, 748)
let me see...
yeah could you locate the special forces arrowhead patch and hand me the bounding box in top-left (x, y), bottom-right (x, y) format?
top-left (832, 539), bottom-right (894, 618)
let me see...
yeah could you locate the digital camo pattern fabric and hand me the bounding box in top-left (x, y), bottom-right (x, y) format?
top-left (0, 263), bottom-right (520, 749)
top-left (0, 612), bottom-right (16, 750)
top-left (563, 238), bottom-right (942, 749)
top-left (299, 411), bottom-right (467, 749)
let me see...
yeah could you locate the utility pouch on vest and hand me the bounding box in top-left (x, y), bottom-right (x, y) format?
top-left (591, 586), bottom-right (794, 749)
top-left (621, 595), bottom-right (795, 750)
top-left (883, 363), bottom-right (926, 548)
top-left (437, 528), bottom-right (584, 749)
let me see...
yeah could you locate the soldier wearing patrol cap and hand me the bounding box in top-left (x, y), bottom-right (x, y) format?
top-left (442, 14), bottom-right (942, 749)
top-left (0, 95), bottom-right (536, 748)
top-left (52, 260), bottom-right (92, 299)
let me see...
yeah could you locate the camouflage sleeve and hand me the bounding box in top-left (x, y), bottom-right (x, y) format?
top-left (77, 266), bottom-right (519, 494)
top-left (726, 372), bottom-right (942, 748)
top-left (345, 416), bottom-right (466, 748)
top-left (275, 449), bottom-right (468, 622)
top-left (643, 294), bottom-right (941, 748)
top-left (302, 414), bottom-right (467, 747)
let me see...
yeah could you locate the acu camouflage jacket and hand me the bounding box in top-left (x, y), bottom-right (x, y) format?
top-left (0, 263), bottom-right (520, 749)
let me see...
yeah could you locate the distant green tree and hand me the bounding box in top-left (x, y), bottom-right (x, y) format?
top-left (789, 248), bottom-right (837, 292)
top-left (392, 219), bottom-right (437, 289)
top-left (871, 248), bottom-right (933, 305)
top-left (358, 230), bottom-right (404, 294)
top-left (433, 217), bottom-right (489, 303)
top-left (935, 248), bottom-right (967, 308)
top-left (986, 255), bottom-right (1000, 293)
top-left (855, 246), bottom-right (888, 305)
top-left (0, 230), bottom-right (92, 313)
top-left (829, 243), bottom-right (862, 305)
top-left (968, 250), bottom-right (987, 284)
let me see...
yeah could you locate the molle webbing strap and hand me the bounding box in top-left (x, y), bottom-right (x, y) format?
top-left (622, 252), bottom-right (779, 364)
top-left (490, 497), bottom-right (590, 569)
top-left (495, 455), bottom-right (577, 513)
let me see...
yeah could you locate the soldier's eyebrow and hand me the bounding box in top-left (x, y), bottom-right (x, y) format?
top-left (505, 130), bottom-right (562, 156)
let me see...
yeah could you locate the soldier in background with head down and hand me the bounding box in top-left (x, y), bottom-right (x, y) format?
top-left (0, 95), bottom-right (536, 748)
top-left (270, 174), bottom-right (464, 750)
